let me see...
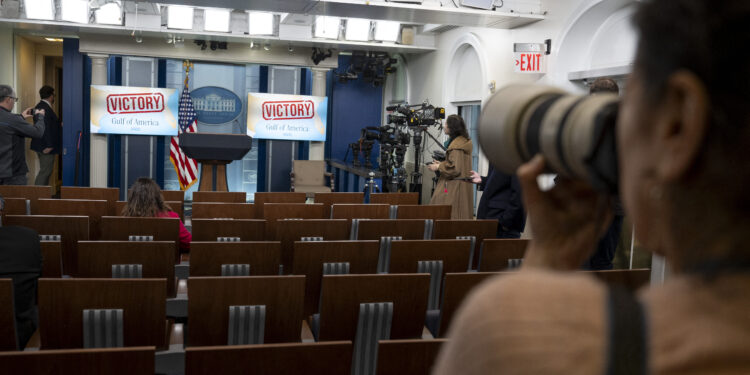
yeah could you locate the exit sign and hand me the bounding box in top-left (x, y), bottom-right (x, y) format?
top-left (513, 42), bottom-right (548, 74)
top-left (514, 52), bottom-right (545, 73)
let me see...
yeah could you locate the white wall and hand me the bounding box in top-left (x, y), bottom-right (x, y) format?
top-left (389, 0), bottom-right (639, 203)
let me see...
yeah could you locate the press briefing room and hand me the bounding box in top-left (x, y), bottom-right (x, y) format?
top-left (0, 0), bottom-right (747, 374)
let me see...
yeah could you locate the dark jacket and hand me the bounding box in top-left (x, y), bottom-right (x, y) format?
top-left (0, 225), bottom-right (42, 350)
top-left (0, 107), bottom-right (45, 178)
top-left (477, 165), bottom-right (526, 233)
top-left (30, 100), bottom-right (60, 154)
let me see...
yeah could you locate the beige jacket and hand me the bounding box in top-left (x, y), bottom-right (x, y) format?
top-left (430, 136), bottom-right (474, 219)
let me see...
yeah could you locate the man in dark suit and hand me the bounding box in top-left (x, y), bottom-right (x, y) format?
top-left (471, 165), bottom-right (526, 238)
top-left (31, 85), bottom-right (61, 186)
top-left (0, 194), bottom-right (42, 349)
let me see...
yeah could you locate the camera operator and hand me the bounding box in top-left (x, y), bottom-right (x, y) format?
top-left (427, 114), bottom-right (474, 219)
top-left (0, 85), bottom-right (45, 185)
top-left (435, 1), bottom-right (750, 374)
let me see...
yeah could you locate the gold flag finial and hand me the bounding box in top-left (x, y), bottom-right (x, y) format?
top-left (183, 60), bottom-right (193, 86)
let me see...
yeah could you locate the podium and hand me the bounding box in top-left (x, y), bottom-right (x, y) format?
top-left (179, 133), bottom-right (253, 192)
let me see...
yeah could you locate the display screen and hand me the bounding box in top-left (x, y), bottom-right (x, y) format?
top-left (247, 93), bottom-right (328, 141)
top-left (90, 85), bottom-right (179, 136)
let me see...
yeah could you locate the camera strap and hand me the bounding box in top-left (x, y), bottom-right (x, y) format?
top-left (606, 285), bottom-right (648, 375)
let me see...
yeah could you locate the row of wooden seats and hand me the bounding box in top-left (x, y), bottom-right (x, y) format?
top-left (0, 340), bottom-right (445, 375)
top-left (0, 269), bottom-right (650, 351)
top-left (5, 216), bottom-right (502, 275)
top-left (34, 238), bottom-right (518, 302)
top-left (191, 202), bottom-right (451, 220)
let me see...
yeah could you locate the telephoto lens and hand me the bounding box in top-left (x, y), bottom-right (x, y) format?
top-left (478, 84), bottom-right (620, 193)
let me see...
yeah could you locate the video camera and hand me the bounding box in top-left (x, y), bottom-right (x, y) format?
top-left (386, 103), bottom-right (446, 127)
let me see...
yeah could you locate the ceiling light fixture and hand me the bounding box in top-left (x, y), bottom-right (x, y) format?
top-left (167, 5), bottom-right (194, 30)
top-left (204, 8), bottom-right (231, 33)
top-left (345, 18), bottom-right (370, 42)
top-left (23, 0), bottom-right (55, 20)
top-left (248, 12), bottom-right (274, 36)
top-left (314, 16), bottom-right (341, 39)
top-left (93, 1), bottom-right (122, 25)
top-left (374, 20), bottom-right (400, 42)
top-left (61, 0), bottom-right (89, 23)
top-left (44, 37), bottom-right (64, 42)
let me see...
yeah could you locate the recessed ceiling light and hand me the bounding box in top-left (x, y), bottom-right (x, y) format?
top-left (60, 0), bottom-right (89, 24)
top-left (167, 6), bottom-right (194, 30)
top-left (44, 37), bottom-right (64, 42)
top-left (345, 18), bottom-right (371, 42)
top-left (374, 20), bottom-right (400, 42)
top-left (248, 12), bottom-right (274, 36)
top-left (314, 16), bottom-right (341, 39)
top-left (23, 0), bottom-right (55, 20)
top-left (204, 8), bottom-right (231, 33)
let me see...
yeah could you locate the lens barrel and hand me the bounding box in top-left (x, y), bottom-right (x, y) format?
top-left (479, 84), bottom-right (620, 193)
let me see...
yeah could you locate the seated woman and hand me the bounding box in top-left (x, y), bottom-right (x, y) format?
top-left (434, 1), bottom-right (750, 374)
top-left (428, 114), bottom-right (474, 219)
top-left (122, 177), bottom-right (191, 252)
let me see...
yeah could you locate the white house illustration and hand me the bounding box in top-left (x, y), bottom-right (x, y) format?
top-left (194, 93), bottom-right (236, 112)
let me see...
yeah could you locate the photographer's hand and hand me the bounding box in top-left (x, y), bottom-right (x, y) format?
top-left (427, 161), bottom-right (440, 172)
top-left (518, 155), bottom-right (613, 270)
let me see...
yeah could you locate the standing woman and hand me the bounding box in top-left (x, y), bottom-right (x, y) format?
top-left (122, 177), bottom-right (191, 252)
top-left (428, 114), bottom-right (474, 219)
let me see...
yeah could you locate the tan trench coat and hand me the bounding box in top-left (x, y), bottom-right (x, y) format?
top-left (429, 136), bottom-right (474, 219)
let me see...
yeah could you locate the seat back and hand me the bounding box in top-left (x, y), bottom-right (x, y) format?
top-left (293, 160), bottom-right (327, 186)
top-left (433, 220), bottom-right (498, 269)
top-left (5, 215), bottom-right (89, 276)
top-left (38, 279), bottom-right (166, 349)
top-left (331, 204), bottom-right (390, 220)
top-left (263, 203), bottom-right (328, 240)
top-left (0, 185), bottom-right (53, 212)
top-left (185, 342), bottom-right (353, 375)
top-left (35, 199), bottom-right (108, 240)
top-left (61, 187), bottom-right (119, 216)
top-left (291, 240), bottom-right (379, 316)
top-left (2, 197), bottom-right (28, 216)
top-left (395, 205), bottom-right (451, 220)
top-left (192, 191), bottom-right (246, 203)
top-left (187, 276), bottom-right (305, 346)
top-left (0, 347), bottom-right (155, 375)
top-left (439, 272), bottom-right (500, 337)
top-left (191, 202), bottom-right (255, 219)
top-left (376, 339), bottom-right (447, 375)
top-left (369, 193), bottom-right (419, 205)
top-left (0, 279), bottom-right (17, 351)
top-left (40, 240), bottom-right (63, 277)
top-left (191, 219), bottom-right (265, 242)
top-left (318, 274), bottom-right (430, 341)
top-left (590, 269), bottom-right (651, 291)
top-left (352, 302), bottom-right (393, 375)
top-left (77, 241), bottom-right (176, 297)
top-left (314, 192), bottom-right (363, 208)
top-left (275, 219), bottom-right (350, 271)
top-left (190, 241), bottom-right (281, 277)
top-left (389, 239), bottom-right (472, 274)
top-left (356, 220), bottom-right (426, 241)
top-left (99, 217), bottom-right (180, 262)
top-left (479, 239), bottom-right (529, 271)
top-left (253, 192), bottom-right (307, 217)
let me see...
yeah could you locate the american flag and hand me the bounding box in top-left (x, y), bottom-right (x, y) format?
top-left (169, 84), bottom-right (199, 190)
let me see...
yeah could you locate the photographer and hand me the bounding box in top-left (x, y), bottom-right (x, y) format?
top-left (435, 0), bottom-right (750, 374)
top-left (427, 114), bottom-right (474, 219)
top-left (0, 85), bottom-right (45, 185)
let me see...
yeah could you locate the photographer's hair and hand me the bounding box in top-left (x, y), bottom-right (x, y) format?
top-left (122, 177), bottom-right (172, 217)
top-left (39, 85), bottom-right (54, 100)
top-left (633, 0), bottom-right (750, 266)
top-left (445, 114), bottom-right (469, 140)
top-left (0, 85), bottom-right (14, 101)
top-left (589, 78), bottom-right (619, 95)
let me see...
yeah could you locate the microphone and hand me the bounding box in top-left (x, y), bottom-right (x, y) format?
top-left (385, 105), bottom-right (399, 111)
